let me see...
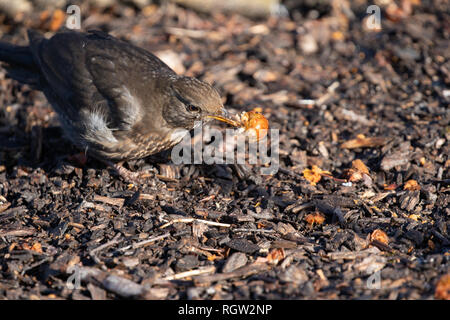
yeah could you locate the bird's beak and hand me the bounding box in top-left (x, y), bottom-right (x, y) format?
top-left (206, 107), bottom-right (240, 127)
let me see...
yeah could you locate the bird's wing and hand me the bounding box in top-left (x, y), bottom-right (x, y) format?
top-left (27, 30), bottom-right (175, 131)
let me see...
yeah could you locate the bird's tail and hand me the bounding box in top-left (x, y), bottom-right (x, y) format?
top-left (0, 40), bottom-right (39, 85)
top-left (0, 41), bottom-right (34, 67)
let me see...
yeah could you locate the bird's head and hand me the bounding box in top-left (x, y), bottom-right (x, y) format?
top-left (163, 76), bottom-right (228, 130)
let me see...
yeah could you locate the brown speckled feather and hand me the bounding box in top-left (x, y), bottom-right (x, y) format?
top-left (3, 29), bottom-right (226, 161)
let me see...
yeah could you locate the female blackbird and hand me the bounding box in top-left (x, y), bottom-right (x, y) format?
top-left (0, 30), bottom-right (228, 182)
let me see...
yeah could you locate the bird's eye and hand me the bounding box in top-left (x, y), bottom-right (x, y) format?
top-left (186, 104), bottom-right (200, 113)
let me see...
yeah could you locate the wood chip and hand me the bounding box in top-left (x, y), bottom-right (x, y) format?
top-left (341, 136), bottom-right (387, 149)
top-left (194, 262), bottom-right (271, 285)
top-left (226, 238), bottom-right (259, 254)
top-left (222, 252), bottom-right (248, 273)
top-left (93, 195), bottom-right (125, 208)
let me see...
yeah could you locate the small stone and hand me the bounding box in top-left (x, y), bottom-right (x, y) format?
top-left (353, 255), bottom-right (386, 275)
top-left (222, 252), bottom-right (248, 273)
top-left (122, 257), bottom-right (139, 268)
top-left (299, 34), bottom-right (318, 54)
top-left (175, 255), bottom-right (199, 272)
top-left (278, 265), bottom-right (308, 284)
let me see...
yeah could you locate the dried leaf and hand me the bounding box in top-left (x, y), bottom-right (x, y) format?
top-left (50, 9), bottom-right (65, 31)
top-left (346, 159), bottom-right (371, 182)
top-left (384, 183), bottom-right (398, 190)
top-left (207, 254), bottom-right (220, 261)
top-left (352, 159), bottom-right (370, 175)
top-left (404, 179), bottom-right (421, 191)
top-left (305, 212), bottom-right (326, 225)
top-left (435, 274), bottom-right (450, 300)
top-left (331, 31), bottom-right (344, 41)
top-left (21, 241), bottom-right (43, 253)
top-left (370, 229), bottom-right (389, 245)
top-left (266, 248), bottom-right (285, 266)
top-left (303, 166), bottom-right (331, 185)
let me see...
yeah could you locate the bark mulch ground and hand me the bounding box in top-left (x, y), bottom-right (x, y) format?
top-left (0, 0), bottom-right (448, 300)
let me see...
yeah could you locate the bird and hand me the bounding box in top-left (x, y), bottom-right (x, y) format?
top-left (0, 29), bottom-right (229, 182)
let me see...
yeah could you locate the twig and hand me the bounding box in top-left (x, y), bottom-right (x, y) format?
top-left (138, 193), bottom-right (156, 201)
top-left (65, 265), bottom-right (147, 298)
top-left (327, 247), bottom-right (380, 261)
top-left (77, 200), bottom-right (109, 212)
top-left (232, 228), bottom-right (275, 234)
top-left (369, 240), bottom-right (394, 253)
top-left (89, 233), bottom-right (122, 257)
top-left (0, 227), bottom-right (35, 237)
top-left (159, 218), bottom-right (231, 229)
top-left (199, 195), bottom-right (216, 202)
top-left (0, 206), bottom-right (28, 222)
top-left (162, 266), bottom-right (216, 281)
top-left (116, 232), bottom-right (171, 252)
top-left (315, 81), bottom-right (339, 106)
top-left (193, 262), bottom-right (271, 285)
top-left (93, 195), bottom-right (125, 208)
top-left (432, 230), bottom-right (450, 245)
top-left (278, 167), bottom-right (304, 181)
top-left (68, 222), bottom-right (85, 229)
top-left (286, 201), bottom-right (315, 214)
top-left (165, 27), bottom-right (207, 38)
top-left (21, 257), bottom-right (51, 275)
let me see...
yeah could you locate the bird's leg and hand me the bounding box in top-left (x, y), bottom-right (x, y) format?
top-left (105, 160), bottom-right (154, 184)
top-left (67, 152), bottom-right (88, 167)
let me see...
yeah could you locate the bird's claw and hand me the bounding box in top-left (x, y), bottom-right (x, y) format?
top-left (108, 161), bottom-right (156, 184)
